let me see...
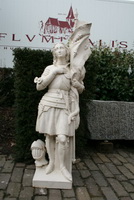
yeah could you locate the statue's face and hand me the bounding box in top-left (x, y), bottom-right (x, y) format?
top-left (54, 43), bottom-right (66, 58)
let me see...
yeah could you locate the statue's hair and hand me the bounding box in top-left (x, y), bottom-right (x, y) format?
top-left (51, 43), bottom-right (70, 65)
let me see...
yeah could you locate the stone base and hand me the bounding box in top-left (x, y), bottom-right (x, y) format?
top-left (33, 166), bottom-right (72, 189)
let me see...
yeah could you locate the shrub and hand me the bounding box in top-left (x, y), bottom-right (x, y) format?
top-left (0, 68), bottom-right (14, 107)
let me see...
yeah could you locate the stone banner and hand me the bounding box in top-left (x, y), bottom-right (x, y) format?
top-left (87, 100), bottom-right (134, 140)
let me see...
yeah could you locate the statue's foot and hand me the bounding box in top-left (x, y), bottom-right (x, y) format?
top-left (45, 162), bottom-right (54, 174)
top-left (61, 167), bottom-right (72, 182)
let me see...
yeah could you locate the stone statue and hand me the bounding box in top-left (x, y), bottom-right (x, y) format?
top-left (32, 15), bottom-right (92, 189)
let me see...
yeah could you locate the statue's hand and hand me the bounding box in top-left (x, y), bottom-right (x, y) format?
top-left (71, 79), bottom-right (80, 88)
top-left (34, 77), bottom-right (43, 84)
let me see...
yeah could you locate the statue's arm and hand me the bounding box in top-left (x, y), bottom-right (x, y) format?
top-left (71, 79), bottom-right (85, 94)
top-left (34, 66), bottom-right (66, 91)
top-left (34, 66), bottom-right (56, 91)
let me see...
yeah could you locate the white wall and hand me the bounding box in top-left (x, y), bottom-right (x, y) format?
top-left (0, 0), bottom-right (134, 67)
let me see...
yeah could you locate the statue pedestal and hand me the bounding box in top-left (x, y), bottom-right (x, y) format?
top-left (32, 138), bottom-right (74, 189)
top-left (33, 166), bottom-right (72, 189)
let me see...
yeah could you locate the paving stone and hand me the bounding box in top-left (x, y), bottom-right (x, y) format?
top-left (4, 198), bottom-right (17, 200)
top-left (6, 182), bottom-right (21, 197)
top-left (0, 173), bottom-right (11, 189)
top-left (2, 160), bottom-right (14, 173)
top-left (97, 153), bottom-right (110, 163)
top-left (109, 157), bottom-right (122, 165)
top-left (105, 163), bottom-right (121, 175)
top-left (108, 178), bottom-right (128, 197)
top-left (85, 177), bottom-right (103, 196)
top-left (34, 197), bottom-right (47, 200)
top-left (98, 164), bottom-right (114, 178)
top-left (62, 188), bottom-right (75, 198)
top-left (49, 189), bottom-right (62, 200)
top-left (0, 190), bottom-right (4, 198)
top-left (11, 167), bottom-right (24, 182)
top-left (124, 163), bottom-right (134, 174)
top-left (91, 155), bottom-right (103, 164)
top-left (126, 158), bottom-right (134, 165)
top-left (34, 188), bottom-right (47, 196)
top-left (72, 170), bottom-right (84, 186)
top-left (130, 180), bottom-right (134, 186)
top-left (91, 171), bottom-right (108, 187)
top-left (117, 150), bottom-right (129, 158)
top-left (79, 169), bottom-right (91, 178)
top-left (22, 169), bottom-right (34, 186)
top-left (130, 193), bottom-right (134, 199)
top-left (114, 154), bottom-right (128, 163)
top-left (84, 159), bottom-right (98, 170)
top-left (76, 187), bottom-right (91, 200)
top-left (101, 186), bottom-right (119, 200)
top-left (15, 163), bottom-right (25, 168)
top-left (19, 186), bottom-right (34, 199)
top-left (63, 198), bottom-right (76, 200)
top-left (117, 166), bottom-right (134, 179)
top-left (91, 198), bottom-right (105, 200)
top-left (115, 174), bottom-right (127, 181)
top-left (121, 181), bottom-right (134, 193)
top-left (0, 155), bottom-right (6, 167)
top-left (120, 197), bottom-right (132, 200)
top-left (26, 165), bottom-right (35, 169)
top-left (76, 161), bottom-right (88, 170)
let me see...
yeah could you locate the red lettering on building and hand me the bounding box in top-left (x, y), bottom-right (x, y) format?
top-left (119, 41), bottom-right (128, 48)
top-left (26, 35), bottom-right (36, 42)
top-left (42, 35), bottom-right (54, 43)
top-left (0, 33), bottom-right (7, 40)
top-left (12, 34), bottom-right (21, 41)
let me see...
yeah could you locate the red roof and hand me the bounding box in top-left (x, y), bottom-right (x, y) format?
top-left (66, 6), bottom-right (75, 20)
top-left (59, 21), bottom-right (71, 28)
top-left (45, 18), bottom-right (59, 26)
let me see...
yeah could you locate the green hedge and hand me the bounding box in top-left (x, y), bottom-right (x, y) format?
top-left (0, 68), bottom-right (14, 107)
top-left (13, 48), bottom-right (53, 161)
top-left (92, 47), bottom-right (134, 101)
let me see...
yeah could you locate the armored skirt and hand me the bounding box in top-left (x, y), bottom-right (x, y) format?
top-left (35, 69), bottom-right (75, 137)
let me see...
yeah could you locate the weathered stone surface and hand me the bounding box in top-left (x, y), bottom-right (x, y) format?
top-left (6, 182), bottom-right (21, 197)
top-left (101, 186), bottom-right (119, 200)
top-left (0, 155), bottom-right (6, 167)
top-left (19, 186), bottom-right (34, 199)
top-left (98, 164), bottom-right (114, 178)
top-left (72, 170), bottom-right (84, 186)
top-left (85, 177), bottom-right (103, 197)
top-left (79, 169), bottom-right (91, 178)
top-left (117, 166), bottom-right (134, 179)
top-left (105, 163), bottom-right (121, 175)
top-left (22, 169), bottom-right (34, 186)
top-left (0, 173), bottom-right (11, 189)
top-left (49, 189), bottom-right (62, 200)
top-left (34, 196), bottom-right (48, 200)
top-left (62, 188), bottom-right (75, 198)
top-left (91, 171), bottom-right (108, 187)
top-left (34, 197), bottom-right (47, 200)
top-left (108, 178), bottom-right (128, 197)
top-left (121, 181), bottom-right (134, 193)
top-left (34, 188), bottom-right (47, 196)
top-left (11, 167), bottom-right (24, 182)
top-left (2, 160), bottom-right (14, 173)
top-left (84, 159), bottom-right (98, 170)
top-left (87, 100), bottom-right (134, 140)
top-left (76, 187), bottom-right (91, 200)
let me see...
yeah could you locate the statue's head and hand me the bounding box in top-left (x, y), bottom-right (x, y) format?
top-left (52, 43), bottom-right (70, 65)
